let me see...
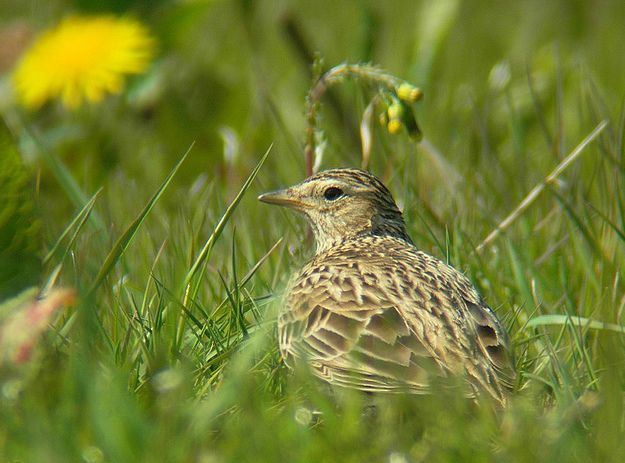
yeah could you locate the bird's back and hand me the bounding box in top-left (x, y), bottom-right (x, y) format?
top-left (278, 235), bottom-right (515, 404)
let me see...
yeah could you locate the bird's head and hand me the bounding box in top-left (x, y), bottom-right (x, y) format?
top-left (258, 168), bottom-right (411, 252)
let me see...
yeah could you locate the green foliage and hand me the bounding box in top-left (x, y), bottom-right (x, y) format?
top-left (0, 121), bottom-right (41, 299)
top-left (2, 1), bottom-right (625, 462)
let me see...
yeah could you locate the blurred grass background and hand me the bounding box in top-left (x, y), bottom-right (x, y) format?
top-left (1, 0), bottom-right (625, 461)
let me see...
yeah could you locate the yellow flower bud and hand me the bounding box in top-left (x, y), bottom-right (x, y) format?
top-left (387, 119), bottom-right (402, 134)
top-left (396, 83), bottom-right (423, 103)
top-left (387, 103), bottom-right (404, 119)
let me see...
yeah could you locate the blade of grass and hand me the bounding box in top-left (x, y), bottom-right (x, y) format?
top-left (182, 145), bottom-right (272, 301)
top-left (476, 120), bottom-right (608, 253)
top-left (587, 202), bottom-right (625, 244)
top-left (560, 306), bottom-right (599, 387)
top-left (43, 188), bottom-right (102, 265)
top-left (18, 122), bottom-right (107, 231)
top-left (506, 241), bottom-right (534, 307)
top-left (192, 238), bottom-right (283, 329)
top-left (151, 275), bottom-right (225, 352)
top-left (186, 238), bottom-right (282, 353)
top-left (526, 314), bottom-right (625, 334)
top-left (88, 144), bottom-right (193, 296)
top-left (548, 186), bottom-right (608, 296)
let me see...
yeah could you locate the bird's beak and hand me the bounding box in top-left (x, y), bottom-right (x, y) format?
top-left (258, 188), bottom-right (307, 209)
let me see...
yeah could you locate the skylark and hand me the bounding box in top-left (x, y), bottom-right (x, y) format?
top-left (259, 168), bottom-right (515, 405)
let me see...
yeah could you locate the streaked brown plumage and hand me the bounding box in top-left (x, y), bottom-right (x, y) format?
top-left (259, 168), bottom-right (515, 405)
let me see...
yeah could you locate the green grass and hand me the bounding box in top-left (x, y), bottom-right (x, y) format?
top-left (2, 1), bottom-right (625, 461)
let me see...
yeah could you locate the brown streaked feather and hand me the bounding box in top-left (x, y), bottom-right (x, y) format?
top-left (280, 237), bottom-right (515, 403)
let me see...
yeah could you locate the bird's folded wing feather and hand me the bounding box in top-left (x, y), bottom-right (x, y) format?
top-left (279, 261), bottom-right (458, 393)
top-left (279, 250), bottom-right (515, 400)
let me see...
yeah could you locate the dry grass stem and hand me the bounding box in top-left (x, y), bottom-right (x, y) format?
top-left (476, 120), bottom-right (608, 253)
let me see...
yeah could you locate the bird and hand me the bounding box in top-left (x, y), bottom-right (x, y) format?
top-left (258, 168), bottom-right (515, 405)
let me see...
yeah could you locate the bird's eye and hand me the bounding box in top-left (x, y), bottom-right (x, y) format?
top-left (323, 187), bottom-right (344, 201)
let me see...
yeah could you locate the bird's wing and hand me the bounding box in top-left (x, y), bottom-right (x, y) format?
top-left (464, 300), bottom-right (516, 390)
top-left (280, 248), bottom-right (515, 402)
top-left (279, 260), bottom-right (451, 393)
top-left (399, 250), bottom-right (516, 399)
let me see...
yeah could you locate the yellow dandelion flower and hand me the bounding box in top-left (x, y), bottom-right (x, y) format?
top-left (13, 15), bottom-right (155, 110)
